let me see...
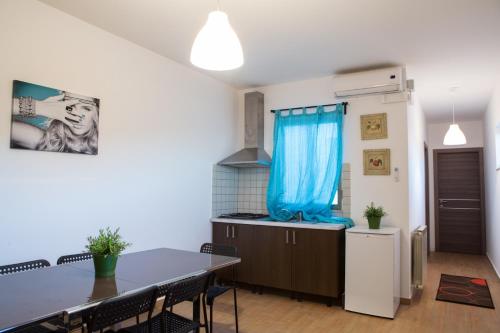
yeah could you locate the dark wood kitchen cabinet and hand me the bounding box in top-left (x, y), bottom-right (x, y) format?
top-left (232, 224), bottom-right (254, 283)
top-left (252, 225), bottom-right (292, 290)
top-left (212, 221), bottom-right (345, 300)
top-left (291, 229), bottom-right (344, 298)
top-left (212, 222), bottom-right (231, 245)
top-left (212, 222), bottom-right (254, 284)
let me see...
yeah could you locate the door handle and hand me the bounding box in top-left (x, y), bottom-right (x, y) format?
top-left (292, 231), bottom-right (296, 245)
top-left (285, 230), bottom-right (289, 244)
top-left (232, 226), bottom-right (235, 239)
top-left (226, 225), bottom-right (230, 239)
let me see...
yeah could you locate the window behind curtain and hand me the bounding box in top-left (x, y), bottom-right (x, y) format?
top-left (267, 104), bottom-right (351, 225)
top-left (281, 120), bottom-right (339, 206)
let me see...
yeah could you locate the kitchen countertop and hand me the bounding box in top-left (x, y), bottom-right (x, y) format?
top-left (211, 218), bottom-right (346, 230)
top-left (346, 225), bottom-right (399, 235)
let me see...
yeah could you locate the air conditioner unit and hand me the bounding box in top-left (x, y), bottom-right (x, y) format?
top-left (334, 67), bottom-right (406, 98)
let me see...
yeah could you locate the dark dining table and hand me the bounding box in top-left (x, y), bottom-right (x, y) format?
top-left (0, 248), bottom-right (241, 333)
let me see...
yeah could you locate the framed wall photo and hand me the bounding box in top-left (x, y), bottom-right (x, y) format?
top-left (364, 149), bottom-right (391, 175)
top-left (11, 80), bottom-right (99, 155)
top-left (360, 113), bottom-right (388, 140)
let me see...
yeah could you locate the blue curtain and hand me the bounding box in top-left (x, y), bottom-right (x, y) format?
top-left (267, 104), bottom-right (353, 227)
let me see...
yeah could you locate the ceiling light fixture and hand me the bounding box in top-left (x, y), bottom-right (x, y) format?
top-left (443, 87), bottom-right (467, 146)
top-left (190, 1), bottom-right (244, 71)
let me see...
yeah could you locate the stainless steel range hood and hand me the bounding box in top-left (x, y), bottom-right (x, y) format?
top-left (218, 91), bottom-right (272, 168)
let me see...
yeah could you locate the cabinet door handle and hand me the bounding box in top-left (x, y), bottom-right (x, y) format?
top-left (285, 230), bottom-right (289, 244)
top-left (226, 225), bottom-right (230, 239)
top-left (292, 231), bottom-right (296, 245)
top-left (232, 226), bottom-right (235, 239)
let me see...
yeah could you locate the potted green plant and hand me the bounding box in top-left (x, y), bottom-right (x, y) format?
top-left (363, 202), bottom-right (386, 229)
top-left (86, 227), bottom-right (131, 277)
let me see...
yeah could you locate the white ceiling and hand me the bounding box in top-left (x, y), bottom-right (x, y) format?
top-left (39, 0), bottom-right (500, 122)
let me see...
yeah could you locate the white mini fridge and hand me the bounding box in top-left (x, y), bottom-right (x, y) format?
top-left (345, 226), bottom-right (400, 318)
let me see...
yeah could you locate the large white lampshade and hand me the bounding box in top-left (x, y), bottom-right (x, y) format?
top-left (443, 124), bottom-right (467, 145)
top-left (190, 11), bottom-right (244, 71)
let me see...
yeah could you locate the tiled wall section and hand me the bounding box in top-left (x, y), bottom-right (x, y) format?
top-left (212, 163), bottom-right (351, 218)
top-left (212, 165), bottom-right (269, 217)
top-left (334, 163), bottom-right (352, 218)
top-left (211, 166), bottom-right (238, 217)
top-left (237, 168), bottom-right (269, 214)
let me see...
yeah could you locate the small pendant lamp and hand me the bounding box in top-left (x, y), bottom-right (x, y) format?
top-left (190, 1), bottom-right (244, 71)
top-left (443, 87), bottom-right (467, 146)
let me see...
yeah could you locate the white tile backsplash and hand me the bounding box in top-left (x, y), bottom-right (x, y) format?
top-left (212, 163), bottom-right (351, 218)
top-left (237, 168), bottom-right (269, 214)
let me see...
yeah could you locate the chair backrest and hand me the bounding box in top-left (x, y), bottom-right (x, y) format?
top-left (200, 243), bottom-right (237, 257)
top-left (0, 259), bottom-right (50, 276)
top-left (57, 252), bottom-right (93, 265)
top-left (161, 272), bottom-right (211, 309)
top-left (87, 286), bottom-right (158, 333)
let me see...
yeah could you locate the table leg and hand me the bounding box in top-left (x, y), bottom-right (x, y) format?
top-left (193, 295), bottom-right (200, 333)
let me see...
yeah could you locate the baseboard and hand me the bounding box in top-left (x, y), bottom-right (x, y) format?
top-left (486, 253), bottom-right (500, 278)
top-left (400, 297), bottom-right (411, 305)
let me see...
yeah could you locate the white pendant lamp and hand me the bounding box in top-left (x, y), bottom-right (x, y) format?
top-left (443, 88), bottom-right (467, 146)
top-left (190, 2), bottom-right (243, 71)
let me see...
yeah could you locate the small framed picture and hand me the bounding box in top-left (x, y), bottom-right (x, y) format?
top-left (364, 149), bottom-right (391, 175)
top-left (360, 113), bottom-right (388, 140)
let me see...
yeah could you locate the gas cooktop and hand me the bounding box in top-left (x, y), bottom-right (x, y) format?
top-left (217, 213), bottom-right (269, 220)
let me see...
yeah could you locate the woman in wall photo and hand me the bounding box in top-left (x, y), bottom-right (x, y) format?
top-left (10, 80), bottom-right (99, 155)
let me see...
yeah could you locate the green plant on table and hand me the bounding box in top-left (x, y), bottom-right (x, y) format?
top-left (363, 202), bottom-right (387, 219)
top-left (86, 227), bottom-right (131, 256)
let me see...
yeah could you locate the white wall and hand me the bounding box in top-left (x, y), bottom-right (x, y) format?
top-left (407, 95), bottom-right (427, 233)
top-left (0, 0), bottom-right (238, 265)
top-left (483, 80), bottom-right (500, 277)
top-left (426, 120), bottom-right (485, 251)
top-left (237, 75), bottom-right (416, 299)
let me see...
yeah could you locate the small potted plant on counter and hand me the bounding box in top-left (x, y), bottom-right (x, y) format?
top-left (86, 227), bottom-right (131, 277)
top-left (363, 202), bottom-right (386, 229)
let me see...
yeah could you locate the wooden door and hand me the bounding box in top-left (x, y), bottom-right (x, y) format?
top-left (232, 224), bottom-right (254, 284)
top-left (292, 229), bottom-right (344, 298)
top-left (252, 225), bottom-right (292, 290)
top-left (434, 148), bottom-right (485, 254)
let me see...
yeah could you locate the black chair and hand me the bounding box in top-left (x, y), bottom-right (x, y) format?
top-left (57, 252), bottom-right (93, 265)
top-left (0, 259), bottom-right (50, 276)
top-left (200, 243), bottom-right (239, 333)
top-left (120, 272), bottom-right (211, 333)
top-left (87, 286), bottom-right (158, 333)
top-left (56, 253), bottom-right (94, 332)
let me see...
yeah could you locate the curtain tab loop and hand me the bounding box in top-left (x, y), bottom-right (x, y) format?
top-left (337, 103), bottom-right (346, 115)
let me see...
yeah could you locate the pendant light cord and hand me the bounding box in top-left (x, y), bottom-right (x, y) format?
top-left (450, 87), bottom-right (458, 124)
top-left (452, 99), bottom-right (455, 124)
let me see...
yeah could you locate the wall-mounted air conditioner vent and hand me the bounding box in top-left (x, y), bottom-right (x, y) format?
top-left (334, 67), bottom-right (406, 98)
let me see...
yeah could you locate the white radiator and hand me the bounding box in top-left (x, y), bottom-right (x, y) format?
top-left (412, 225), bottom-right (428, 289)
